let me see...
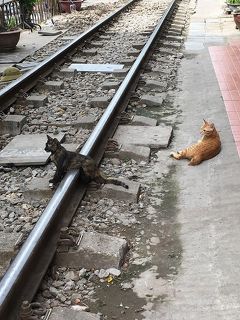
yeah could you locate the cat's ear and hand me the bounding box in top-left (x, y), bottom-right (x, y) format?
top-left (203, 119), bottom-right (208, 124)
top-left (46, 134), bottom-right (51, 140)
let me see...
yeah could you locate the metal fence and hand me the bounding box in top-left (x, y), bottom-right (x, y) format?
top-left (0, 0), bottom-right (59, 28)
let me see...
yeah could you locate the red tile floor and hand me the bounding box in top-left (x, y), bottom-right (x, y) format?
top-left (209, 41), bottom-right (240, 156)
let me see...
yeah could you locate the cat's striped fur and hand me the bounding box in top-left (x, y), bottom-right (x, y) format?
top-left (45, 135), bottom-right (128, 189)
top-left (170, 120), bottom-right (221, 166)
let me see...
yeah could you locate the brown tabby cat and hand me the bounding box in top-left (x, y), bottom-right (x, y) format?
top-left (170, 120), bottom-right (221, 165)
top-left (45, 135), bottom-right (128, 188)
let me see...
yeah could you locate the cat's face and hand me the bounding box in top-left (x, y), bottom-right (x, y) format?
top-left (200, 120), bottom-right (215, 137)
top-left (45, 135), bottom-right (60, 152)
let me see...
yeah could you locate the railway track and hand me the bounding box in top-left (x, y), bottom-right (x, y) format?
top-left (0, 0), bottom-right (190, 318)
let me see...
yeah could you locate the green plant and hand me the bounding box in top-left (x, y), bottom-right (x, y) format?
top-left (227, 0), bottom-right (240, 4)
top-left (6, 17), bottom-right (18, 31)
top-left (0, 1), bottom-right (19, 32)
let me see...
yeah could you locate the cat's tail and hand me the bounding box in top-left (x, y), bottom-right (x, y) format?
top-left (105, 178), bottom-right (129, 189)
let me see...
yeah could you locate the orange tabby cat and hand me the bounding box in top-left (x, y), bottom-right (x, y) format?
top-left (170, 119), bottom-right (221, 166)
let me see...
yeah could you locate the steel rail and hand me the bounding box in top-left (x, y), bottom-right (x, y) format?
top-left (0, 0), bottom-right (138, 111)
top-left (0, 0), bottom-right (177, 318)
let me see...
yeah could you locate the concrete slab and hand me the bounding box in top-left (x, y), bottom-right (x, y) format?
top-left (93, 179), bottom-right (141, 203)
top-left (113, 125), bottom-right (172, 149)
top-left (132, 115), bottom-right (157, 126)
top-left (55, 231), bottom-right (128, 269)
top-left (44, 81), bottom-right (64, 91)
top-left (151, 67), bottom-right (172, 76)
top-left (49, 307), bottom-right (100, 320)
top-left (120, 144), bottom-right (150, 162)
top-left (143, 0), bottom-right (240, 318)
top-left (144, 79), bottom-right (168, 90)
top-left (89, 41), bottom-right (104, 48)
top-left (0, 232), bottom-right (20, 277)
top-left (102, 81), bottom-right (121, 90)
top-left (140, 94), bottom-right (166, 107)
top-left (81, 49), bottom-right (97, 56)
top-left (69, 63), bottom-right (124, 73)
top-left (161, 41), bottom-right (182, 50)
top-left (26, 95), bottom-right (48, 108)
top-left (89, 96), bottom-right (109, 108)
top-left (0, 133), bottom-right (65, 166)
top-left (23, 176), bottom-right (53, 201)
top-left (132, 42), bottom-right (145, 49)
top-left (127, 50), bottom-right (140, 57)
top-left (60, 68), bottom-right (77, 78)
top-left (112, 67), bottom-right (129, 76)
top-left (120, 58), bottom-right (136, 66)
top-left (73, 116), bottom-right (97, 129)
top-left (105, 144), bottom-right (150, 162)
top-left (0, 115), bottom-right (26, 135)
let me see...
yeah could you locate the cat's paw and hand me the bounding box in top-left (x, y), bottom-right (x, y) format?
top-left (49, 182), bottom-right (54, 189)
top-left (170, 152), bottom-right (181, 160)
top-left (49, 178), bottom-right (59, 185)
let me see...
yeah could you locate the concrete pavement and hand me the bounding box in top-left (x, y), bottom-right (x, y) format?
top-left (141, 0), bottom-right (240, 319)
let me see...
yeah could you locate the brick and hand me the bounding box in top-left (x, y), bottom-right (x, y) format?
top-left (160, 41), bottom-right (181, 50)
top-left (144, 79), bottom-right (168, 91)
top-left (102, 81), bottom-right (121, 90)
top-left (120, 58), bottom-right (136, 66)
top-left (140, 94), bottom-right (166, 107)
top-left (71, 57), bottom-right (88, 64)
top-left (173, 18), bottom-right (186, 24)
top-left (151, 68), bottom-right (173, 76)
top-left (171, 22), bottom-right (185, 29)
top-left (81, 49), bottom-right (97, 56)
top-left (44, 81), bottom-right (64, 91)
top-left (127, 50), bottom-right (140, 57)
top-left (89, 41), bottom-right (104, 48)
top-left (73, 116), bottom-right (96, 129)
top-left (156, 47), bottom-right (176, 55)
top-left (55, 231), bottom-right (128, 269)
top-left (49, 307), bottom-right (100, 320)
top-left (139, 31), bottom-right (151, 36)
top-left (169, 26), bottom-right (183, 34)
top-left (132, 115), bottom-right (157, 126)
top-left (132, 42), bottom-right (145, 50)
top-left (98, 35), bottom-right (111, 40)
top-left (112, 68), bottom-right (129, 78)
top-left (0, 232), bottom-right (21, 277)
top-left (89, 96), bottom-right (109, 108)
top-left (168, 30), bottom-right (182, 36)
top-left (61, 36), bottom-right (77, 41)
top-left (26, 95), bottom-right (48, 108)
top-left (113, 125), bottom-right (172, 149)
top-left (0, 115), bottom-right (26, 135)
top-left (165, 35), bottom-right (183, 42)
top-left (160, 40), bottom-right (182, 50)
top-left (60, 68), bottom-right (77, 78)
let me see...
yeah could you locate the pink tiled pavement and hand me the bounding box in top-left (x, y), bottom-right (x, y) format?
top-left (209, 42), bottom-right (240, 157)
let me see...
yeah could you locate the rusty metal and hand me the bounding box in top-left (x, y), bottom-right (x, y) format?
top-left (105, 139), bottom-right (121, 152)
top-left (19, 301), bottom-right (37, 320)
top-left (57, 227), bottom-right (79, 252)
top-left (119, 111), bottom-right (133, 124)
